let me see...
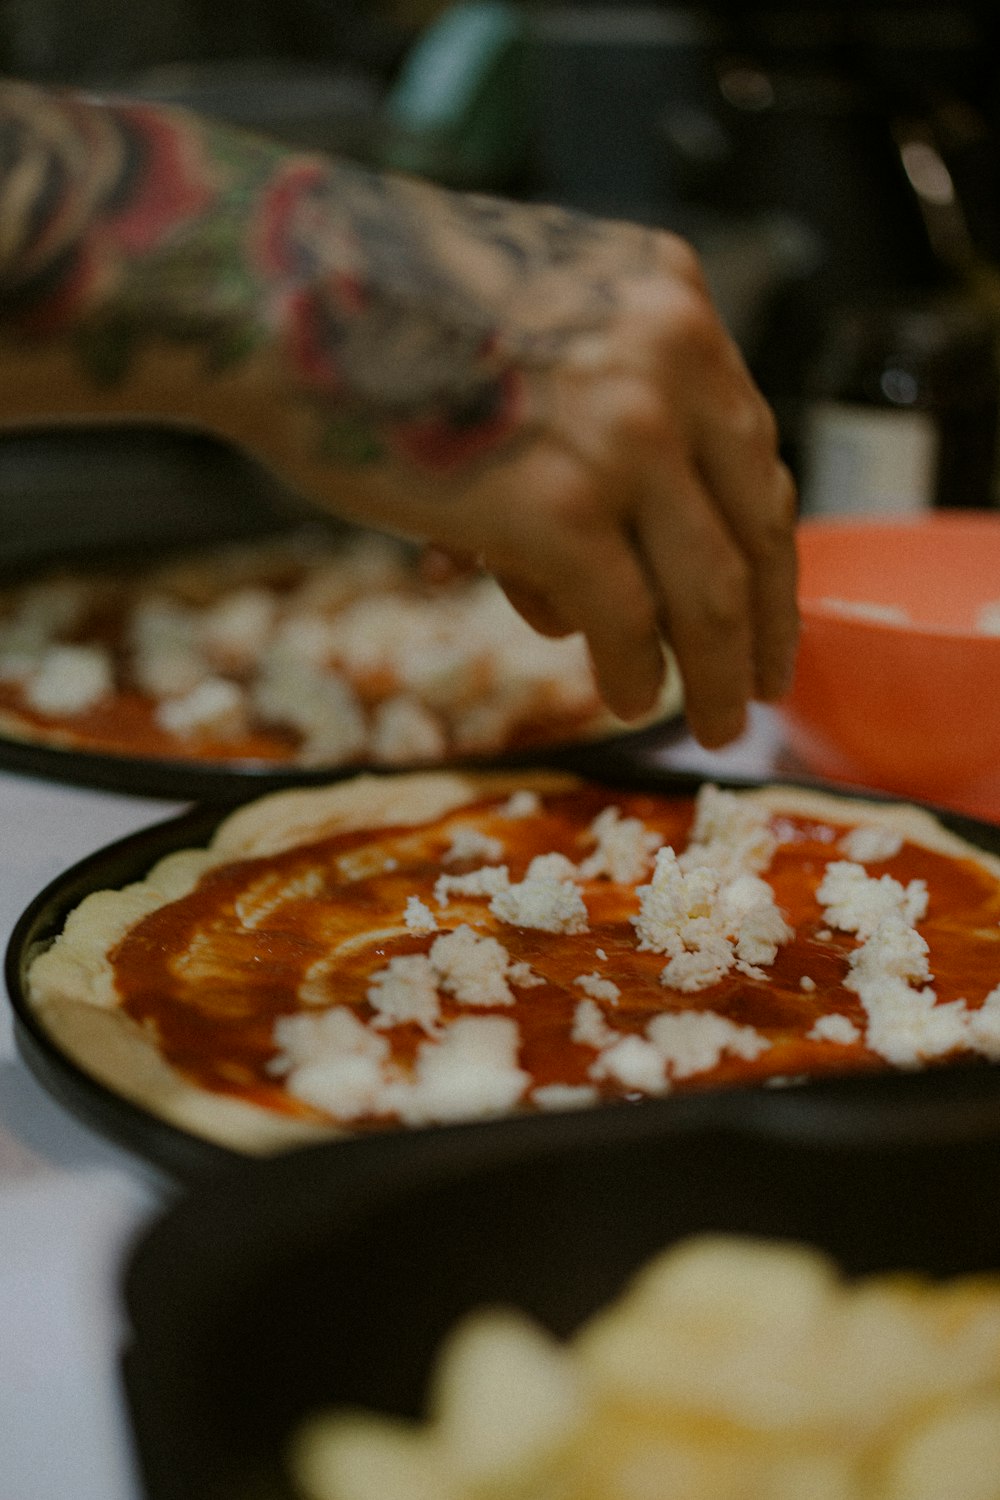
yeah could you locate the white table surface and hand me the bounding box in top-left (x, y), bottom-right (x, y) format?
top-left (0, 708), bottom-right (790, 1500)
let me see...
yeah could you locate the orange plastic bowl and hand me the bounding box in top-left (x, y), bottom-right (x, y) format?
top-left (778, 512), bottom-right (1000, 818)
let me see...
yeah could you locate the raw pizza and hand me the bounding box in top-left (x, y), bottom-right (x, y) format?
top-left (23, 769), bottom-right (1000, 1154)
top-left (0, 528), bottom-right (679, 769)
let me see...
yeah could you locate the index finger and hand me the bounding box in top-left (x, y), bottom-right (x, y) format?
top-left (635, 459), bottom-right (756, 747)
top-left (691, 365), bottom-right (800, 702)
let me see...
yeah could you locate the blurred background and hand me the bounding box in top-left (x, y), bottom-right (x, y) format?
top-left (3, 0), bottom-right (1000, 552)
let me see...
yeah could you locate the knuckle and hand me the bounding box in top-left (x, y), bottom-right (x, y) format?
top-left (746, 466), bottom-right (800, 562)
top-left (653, 231), bottom-right (708, 292)
top-left (653, 286), bottom-right (728, 370)
top-left (740, 393), bottom-right (780, 452)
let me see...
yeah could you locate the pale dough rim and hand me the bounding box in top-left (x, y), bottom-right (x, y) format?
top-left (23, 769), bottom-right (1000, 1157)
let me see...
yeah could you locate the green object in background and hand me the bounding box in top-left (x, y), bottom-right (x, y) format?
top-left (381, 0), bottom-right (529, 189)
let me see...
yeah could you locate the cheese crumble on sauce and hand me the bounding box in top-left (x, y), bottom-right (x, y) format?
top-left (101, 781), bottom-right (1000, 1133)
top-left (0, 533), bottom-right (665, 768)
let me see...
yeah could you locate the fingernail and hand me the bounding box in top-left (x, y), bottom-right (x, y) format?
top-left (696, 706), bottom-right (747, 750)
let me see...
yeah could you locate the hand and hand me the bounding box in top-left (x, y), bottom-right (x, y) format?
top-left (242, 178), bottom-right (799, 748)
top-left (0, 87), bottom-right (797, 747)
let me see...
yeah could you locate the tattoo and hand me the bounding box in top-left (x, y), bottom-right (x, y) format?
top-left (0, 79), bottom-right (655, 475)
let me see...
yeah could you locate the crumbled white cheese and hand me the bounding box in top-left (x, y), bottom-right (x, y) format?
top-left (679, 783), bottom-right (777, 879)
top-left (596, 948), bottom-right (608, 962)
top-left (807, 1013), bottom-right (860, 1045)
top-left (967, 988), bottom-right (1000, 1058)
top-left (660, 939), bottom-right (735, 993)
top-left (435, 865), bottom-right (511, 907)
top-left (267, 611), bottom-right (338, 669)
top-left (577, 806), bottom-right (662, 884)
top-left (429, 925), bottom-right (515, 1007)
top-left (366, 924), bottom-right (518, 1023)
top-left (645, 1009), bottom-right (770, 1079)
top-left (369, 695), bottom-right (448, 765)
top-left (490, 855), bottom-right (589, 934)
top-left (573, 972), bottom-right (621, 1005)
top-left (526, 852), bottom-right (578, 881)
top-left (848, 912), bottom-right (932, 990)
top-left (26, 643), bottom-right (114, 715)
top-left (866, 986), bottom-right (973, 1068)
top-left (277, 1006), bottom-right (531, 1128)
top-left (839, 823), bottom-right (904, 864)
top-left (571, 998), bottom-right (616, 1050)
top-left (633, 847), bottom-right (717, 952)
top-left (129, 594), bottom-right (208, 698)
top-left (403, 896), bottom-right (438, 936)
top-left (386, 1016), bottom-right (529, 1125)
top-left (841, 914), bottom-right (956, 1066)
top-left (814, 865), bottom-right (999, 1067)
top-left (9, 577), bottom-right (91, 642)
top-left (367, 954), bottom-right (442, 1034)
top-left (816, 860), bottom-right (928, 939)
top-left (589, 1033), bottom-right (669, 1093)
top-left (718, 873), bottom-right (794, 967)
top-left (800, 975), bottom-right (817, 993)
top-left (829, 906), bottom-right (1000, 1066)
top-left (501, 789), bottom-right (541, 818)
top-left (839, 907), bottom-right (1000, 1068)
top-left (443, 825), bottom-right (505, 866)
top-left (199, 586), bottom-right (276, 671)
top-left (633, 847), bottom-right (791, 993)
top-left (0, 645), bottom-right (41, 684)
top-left (450, 695), bottom-right (525, 757)
top-left (155, 676), bottom-right (246, 739)
top-left (271, 1006), bottom-right (390, 1120)
top-left (508, 961), bottom-right (545, 988)
top-left (532, 1083), bottom-right (600, 1111)
top-left (252, 651), bottom-right (367, 765)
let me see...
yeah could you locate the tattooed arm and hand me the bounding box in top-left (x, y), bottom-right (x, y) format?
top-left (0, 78), bottom-right (797, 748)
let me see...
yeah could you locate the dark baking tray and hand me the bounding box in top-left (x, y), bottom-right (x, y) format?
top-left (6, 801), bottom-right (240, 1180)
top-left (0, 422), bottom-right (686, 799)
top-left (0, 704), bottom-right (686, 804)
top-left (9, 760), bottom-right (1000, 1187)
top-left (121, 1059), bottom-right (1000, 1500)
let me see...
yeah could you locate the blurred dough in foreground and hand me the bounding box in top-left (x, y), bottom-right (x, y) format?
top-left (291, 1234), bottom-right (1000, 1500)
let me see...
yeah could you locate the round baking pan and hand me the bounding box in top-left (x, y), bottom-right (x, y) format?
top-left (8, 760), bottom-right (1000, 1186)
top-left (0, 480), bottom-right (689, 804)
top-left (0, 706), bottom-right (686, 803)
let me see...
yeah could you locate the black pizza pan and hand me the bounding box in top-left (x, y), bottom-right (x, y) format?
top-left (8, 759), bottom-right (1000, 1189)
top-left (5, 801), bottom-right (241, 1182)
top-left (0, 429), bottom-right (687, 800)
top-left (0, 704), bottom-right (688, 803)
top-left (119, 1053), bottom-right (1000, 1500)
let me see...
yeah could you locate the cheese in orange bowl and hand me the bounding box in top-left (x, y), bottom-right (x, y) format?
top-left (778, 511), bottom-right (1000, 818)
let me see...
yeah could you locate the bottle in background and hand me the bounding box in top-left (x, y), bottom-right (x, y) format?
top-left (798, 288), bottom-right (1000, 515)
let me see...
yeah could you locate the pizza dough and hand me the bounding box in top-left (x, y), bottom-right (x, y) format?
top-left (23, 769), bottom-right (1000, 1154)
top-left (0, 530), bottom-right (681, 769)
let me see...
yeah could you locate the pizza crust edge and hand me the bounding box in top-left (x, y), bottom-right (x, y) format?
top-left (22, 769), bottom-right (1000, 1156)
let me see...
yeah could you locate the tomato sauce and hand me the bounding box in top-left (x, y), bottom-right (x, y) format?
top-left (108, 788), bottom-right (1000, 1129)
